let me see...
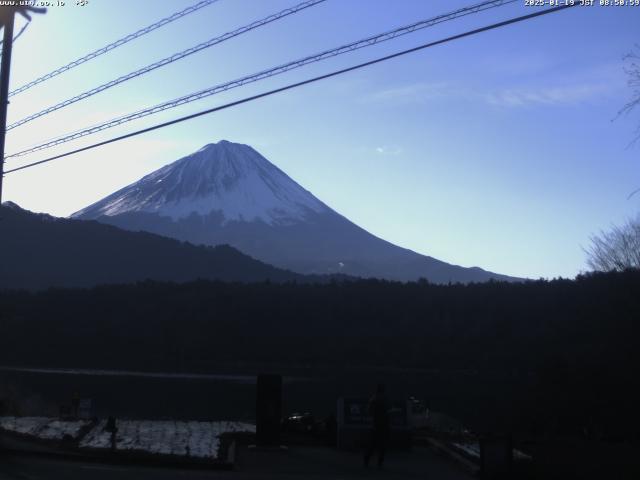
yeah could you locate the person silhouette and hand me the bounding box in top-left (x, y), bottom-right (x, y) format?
top-left (364, 383), bottom-right (390, 468)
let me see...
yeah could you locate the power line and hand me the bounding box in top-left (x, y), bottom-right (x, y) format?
top-left (0, 8), bottom-right (16, 203)
top-left (0, 19), bottom-right (30, 62)
top-left (0, 18), bottom-right (30, 48)
top-left (6, 0), bottom-right (518, 158)
top-left (7, 0), bottom-right (326, 131)
top-left (0, 5), bottom-right (46, 203)
top-left (7, 0), bottom-right (221, 98)
top-left (12, 21), bottom-right (29, 42)
top-left (4, 4), bottom-right (576, 176)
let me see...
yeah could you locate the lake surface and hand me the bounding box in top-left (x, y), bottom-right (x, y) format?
top-left (0, 365), bottom-right (518, 427)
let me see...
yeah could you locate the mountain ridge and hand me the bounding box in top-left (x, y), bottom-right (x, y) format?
top-left (0, 202), bottom-right (311, 290)
top-left (72, 140), bottom-right (520, 284)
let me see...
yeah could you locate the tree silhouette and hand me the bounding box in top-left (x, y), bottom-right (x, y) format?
top-left (586, 215), bottom-right (640, 271)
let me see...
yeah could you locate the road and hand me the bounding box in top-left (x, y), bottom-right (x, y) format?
top-left (0, 445), bottom-right (473, 479)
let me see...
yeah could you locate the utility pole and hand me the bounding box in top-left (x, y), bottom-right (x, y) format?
top-left (0, 7), bottom-right (15, 204)
top-left (0, 4), bottom-right (45, 205)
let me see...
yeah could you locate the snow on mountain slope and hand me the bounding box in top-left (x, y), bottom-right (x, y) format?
top-left (74, 140), bottom-right (327, 225)
top-left (73, 140), bottom-right (519, 283)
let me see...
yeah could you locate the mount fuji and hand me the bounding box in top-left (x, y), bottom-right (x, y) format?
top-left (73, 140), bottom-right (517, 283)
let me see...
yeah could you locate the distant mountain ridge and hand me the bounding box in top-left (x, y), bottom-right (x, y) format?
top-left (0, 202), bottom-right (306, 290)
top-left (73, 140), bottom-right (519, 283)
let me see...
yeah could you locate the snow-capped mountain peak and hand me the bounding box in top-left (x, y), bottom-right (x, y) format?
top-left (73, 140), bottom-right (328, 225)
top-left (73, 140), bottom-right (519, 283)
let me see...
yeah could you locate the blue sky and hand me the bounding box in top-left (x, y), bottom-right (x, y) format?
top-left (2, 0), bottom-right (639, 279)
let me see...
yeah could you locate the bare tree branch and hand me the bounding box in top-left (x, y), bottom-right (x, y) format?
top-left (617, 44), bottom-right (640, 147)
top-left (585, 216), bottom-right (640, 272)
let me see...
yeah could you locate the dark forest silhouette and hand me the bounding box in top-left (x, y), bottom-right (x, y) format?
top-left (1, 269), bottom-right (639, 441)
top-left (0, 202), bottom-right (308, 289)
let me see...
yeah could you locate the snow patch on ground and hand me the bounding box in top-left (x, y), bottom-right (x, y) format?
top-left (0, 416), bottom-right (89, 440)
top-left (452, 441), bottom-right (480, 459)
top-left (80, 419), bottom-right (255, 459)
top-left (38, 419), bottom-right (89, 440)
top-left (78, 419), bottom-right (110, 449)
top-left (452, 441), bottom-right (532, 461)
top-left (1, 416), bottom-right (254, 460)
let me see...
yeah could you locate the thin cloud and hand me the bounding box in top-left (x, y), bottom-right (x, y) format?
top-left (361, 82), bottom-right (451, 105)
top-left (484, 83), bottom-right (615, 108)
top-left (375, 145), bottom-right (403, 156)
top-left (358, 63), bottom-right (623, 110)
top-left (483, 62), bottom-right (624, 108)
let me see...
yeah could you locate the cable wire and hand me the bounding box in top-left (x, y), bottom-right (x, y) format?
top-left (4, 4), bottom-right (577, 175)
top-left (0, 20), bottom-right (30, 55)
top-left (6, 0), bottom-right (518, 157)
top-left (12, 21), bottom-right (29, 43)
top-left (7, 0), bottom-right (326, 131)
top-left (8, 0), bottom-right (221, 98)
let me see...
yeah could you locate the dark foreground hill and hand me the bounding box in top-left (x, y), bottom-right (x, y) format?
top-left (0, 202), bottom-right (305, 289)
